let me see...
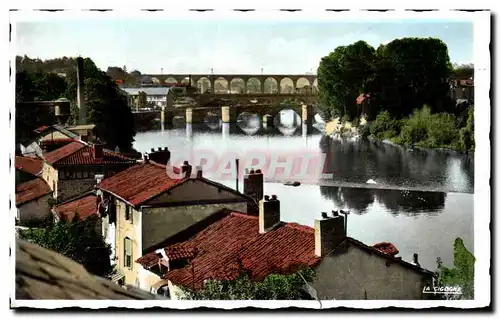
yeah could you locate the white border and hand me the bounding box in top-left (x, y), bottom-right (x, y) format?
top-left (4, 7), bottom-right (491, 310)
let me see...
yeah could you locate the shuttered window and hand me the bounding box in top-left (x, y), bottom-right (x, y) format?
top-left (124, 237), bottom-right (132, 268)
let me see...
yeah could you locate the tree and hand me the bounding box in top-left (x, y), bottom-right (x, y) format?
top-left (138, 91), bottom-right (148, 108)
top-left (317, 41), bottom-right (377, 121)
top-left (435, 238), bottom-right (475, 300)
top-left (65, 58), bottom-right (136, 151)
top-left (453, 63), bottom-right (474, 79)
top-left (376, 38), bottom-right (454, 116)
top-left (178, 266), bottom-right (316, 300)
top-left (18, 215), bottom-right (114, 278)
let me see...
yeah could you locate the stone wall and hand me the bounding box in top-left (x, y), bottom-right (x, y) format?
top-left (312, 244), bottom-right (431, 300)
top-left (57, 179), bottom-right (96, 203)
top-left (17, 194), bottom-right (52, 226)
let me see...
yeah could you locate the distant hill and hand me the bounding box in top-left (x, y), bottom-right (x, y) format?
top-left (16, 55), bottom-right (78, 74)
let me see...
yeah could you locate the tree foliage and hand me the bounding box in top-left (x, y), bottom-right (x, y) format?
top-left (18, 215), bottom-right (114, 278)
top-left (317, 41), bottom-right (376, 120)
top-left (435, 238), bottom-right (475, 300)
top-left (453, 63), bottom-right (474, 79)
top-left (317, 37), bottom-right (454, 121)
top-left (16, 56), bottom-right (136, 151)
top-left (178, 267), bottom-right (316, 300)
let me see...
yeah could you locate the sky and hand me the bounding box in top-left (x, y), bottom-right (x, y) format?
top-left (15, 19), bottom-right (474, 74)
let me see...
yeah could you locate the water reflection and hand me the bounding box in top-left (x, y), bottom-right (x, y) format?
top-left (319, 185), bottom-right (447, 217)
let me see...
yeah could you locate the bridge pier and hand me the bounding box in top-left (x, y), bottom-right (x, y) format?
top-left (221, 106), bottom-right (239, 123)
top-left (262, 114), bottom-right (274, 128)
top-left (302, 104), bottom-right (314, 131)
top-left (186, 108), bottom-right (193, 124)
top-left (161, 107), bottom-right (174, 127)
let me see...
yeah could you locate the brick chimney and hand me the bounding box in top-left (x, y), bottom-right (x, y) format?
top-left (314, 210), bottom-right (346, 257)
top-left (259, 194), bottom-right (280, 233)
top-left (148, 146), bottom-right (171, 165)
top-left (244, 168), bottom-right (264, 202)
top-left (76, 57), bottom-right (87, 125)
top-left (93, 144), bottom-right (104, 160)
top-left (196, 165), bottom-right (203, 178)
top-left (181, 161), bottom-right (192, 178)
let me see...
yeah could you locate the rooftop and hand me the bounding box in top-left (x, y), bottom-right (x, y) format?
top-left (97, 161), bottom-right (184, 207)
top-left (15, 239), bottom-right (166, 300)
top-left (43, 141), bottom-right (136, 166)
top-left (53, 193), bottom-right (99, 221)
top-left (15, 156), bottom-right (44, 176)
top-left (16, 178), bottom-right (52, 206)
top-left (137, 211), bottom-right (321, 290)
top-left (122, 87), bottom-right (172, 96)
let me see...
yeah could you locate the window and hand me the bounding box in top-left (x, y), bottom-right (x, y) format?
top-left (125, 205), bottom-right (132, 222)
top-left (124, 237), bottom-right (132, 268)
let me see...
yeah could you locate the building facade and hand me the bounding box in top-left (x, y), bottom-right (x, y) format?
top-left (96, 153), bottom-right (256, 288)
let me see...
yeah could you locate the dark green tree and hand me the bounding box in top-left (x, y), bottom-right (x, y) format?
top-left (376, 37), bottom-right (454, 116)
top-left (317, 41), bottom-right (377, 121)
top-left (453, 63), bottom-right (474, 79)
top-left (18, 215), bottom-right (114, 278)
top-left (65, 58), bottom-right (136, 151)
top-left (178, 266), bottom-right (316, 300)
top-left (435, 238), bottom-right (475, 300)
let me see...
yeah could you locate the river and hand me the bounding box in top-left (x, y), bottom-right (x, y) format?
top-left (133, 112), bottom-right (474, 271)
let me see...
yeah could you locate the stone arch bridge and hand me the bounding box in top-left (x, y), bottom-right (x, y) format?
top-left (142, 73), bottom-right (318, 94)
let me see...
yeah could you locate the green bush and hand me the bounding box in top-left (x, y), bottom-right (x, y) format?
top-left (370, 111), bottom-right (401, 139)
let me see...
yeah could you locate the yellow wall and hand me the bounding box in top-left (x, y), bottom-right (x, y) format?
top-left (41, 163), bottom-right (58, 198)
top-left (40, 131), bottom-right (71, 141)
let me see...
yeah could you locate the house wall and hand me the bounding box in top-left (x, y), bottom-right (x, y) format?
top-left (17, 194), bottom-right (52, 226)
top-left (42, 163), bottom-right (58, 197)
top-left (40, 131), bottom-right (71, 141)
top-left (312, 245), bottom-right (430, 300)
top-left (141, 202), bottom-right (247, 251)
top-left (114, 199), bottom-right (142, 287)
top-left (138, 267), bottom-right (162, 293)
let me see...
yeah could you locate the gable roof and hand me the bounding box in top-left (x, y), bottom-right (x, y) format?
top-left (97, 161), bottom-right (252, 208)
top-left (35, 124), bottom-right (81, 140)
top-left (53, 193), bottom-right (99, 221)
top-left (137, 211), bottom-right (321, 290)
top-left (16, 177), bottom-right (52, 206)
top-left (16, 239), bottom-right (166, 300)
top-left (15, 156), bottom-right (44, 176)
top-left (43, 141), bottom-right (136, 166)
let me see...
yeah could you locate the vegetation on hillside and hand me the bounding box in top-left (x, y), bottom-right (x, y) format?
top-left (178, 266), bottom-right (316, 300)
top-left (16, 56), bottom-right (136, 151)
top-left (18, 215), bottom-right (114, 278)
top-left (317, 37), bottom-right (474, 152)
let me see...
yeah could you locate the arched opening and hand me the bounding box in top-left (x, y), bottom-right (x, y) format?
top-left (280, 78), bottom-right (294, 94)
top-left (164, 77), bottom-right (178, 85)
top-left (313, 79), bottom-right (318, 93)
top-left (180, 77), bottom-right (190, 85)
top-left (197, 77), bottom-right (211, 93)
top-left (246, 77), bottom-right (262, 94)
top-left (264, 78), bottom-right (278, 94)
top-left (230, 78), bottom-right (245, 94)
top-left (296, 78), bottom-right (311, 94)
top-left (214, 77), bottom-right (229, 94)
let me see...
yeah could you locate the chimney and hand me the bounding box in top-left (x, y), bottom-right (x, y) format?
top-left (76, 57), bottom-right (87, 125)
top-left (93, 144), bottom-right (104, 160)
top-left (181, 161), bottom-right (192, 178)
top-left (196, 165), bottom-right (203, 178)
top-left (244, 168), bottom-right (264, 202)
top-left (95, 174), bottom-right (104, 185)
top-left (412, 253), bottom-right (420, 267)
top-left (259, 194), bottom-right (280, 233)
top-left (314, 211), bottom-right (346, 257)
top-left (148, 146), bottom-right (171, 165)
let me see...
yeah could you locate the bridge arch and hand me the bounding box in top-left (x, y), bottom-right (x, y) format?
top-left (246, 77), bottom-right (262, 94)
top-left (296, 77), bottom-right (312, 94)
top-left (214, 77), bottom-right (229, 94)
top-left (312, 79), bottom-right (318, 93)
top-left (230, 78), bottom-right (245, 94)
top-left (180, 77), bottom-right (191, 85)
top-left (164, 77), bottom-right (178, 85)
top-left (263, 77), bottom-right (279, 94)
top-left (196, 77), bottom-right (211, 93)
top-left (280, 77), bottom-right (295, 94)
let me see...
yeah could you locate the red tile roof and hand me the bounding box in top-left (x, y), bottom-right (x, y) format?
top-left (356, 93), bottom-right (371, 105)
top-left (97, 162), bottom-right (185, 207)
top-left (16, 178), bottom-right (52, 206)
top-left (372, 242), bottom-right (399, 257)
top-left (15, 156), bottom-right (44, 176)
top-left (137, 212), bottom-right (321, 290)
top-left (40, 138), bottom-right (76, 146)
top-left (53, 193), bottom-right (99, 221)
top-left (43, 141), bottom-right (136, 166)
